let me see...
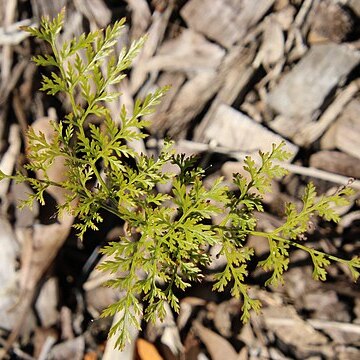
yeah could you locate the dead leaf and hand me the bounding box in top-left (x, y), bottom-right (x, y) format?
top-left (136, 338), bottom-right (164, 360)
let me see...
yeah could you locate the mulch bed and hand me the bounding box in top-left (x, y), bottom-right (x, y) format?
top-left (0, 1), bottom-right (360, 359)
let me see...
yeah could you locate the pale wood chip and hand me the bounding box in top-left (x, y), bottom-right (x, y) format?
top-left (331, 99), bottom-right (360, 160)
top-left (30, 0), bottom-right (66, 18)
top-left (193, 321), bottom-right (238, 360)
top-left (253, 17), bottom-right (285, 69)
top-left (296, 79), bottom-right (360, 146)
top-left (181, 0), bottom-right (274, 48)
top-left (130, 4), bottom-right (174, 94)
top-left (203, 104), bottom-right (298, 156)
top-left (144, 29), bottom-right (225, 73)
top-left (268, 44), bottom-right (360, 140)
top-left (48, 336), bottom-right (85, 360)
top-left (0, 125), bottom-right (21, 199)
top-left (152, 70), bottom-right (218, 137)
top-left (102, 311), bottom-right (140, 360)
top-left (126, 0), bottom-right (152, 40)
top-left (0, 217), bottom-right (20, 331)
top-left (261, 305), bottom-right (333, 358)
top-left (310, 151), bottom-right (360, 179)
top-left (0, 19), bottom-right (36, 45)
top-left (194, 45), bottom-right (257, 141)
top-left (269, 44), bottom-right (360, 119)
top-left (73, 0), bottom-right (111, 28)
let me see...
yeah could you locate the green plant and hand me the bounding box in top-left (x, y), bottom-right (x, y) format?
top-left (1, 11), bottom-right (359, 349)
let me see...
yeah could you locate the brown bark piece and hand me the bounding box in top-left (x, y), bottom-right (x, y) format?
top-left (308, 1), bottom-right (354, 44)
top-left (136, 338), bottom-right (164, 360)
top-left (348, 0), bottom-right (360, 17)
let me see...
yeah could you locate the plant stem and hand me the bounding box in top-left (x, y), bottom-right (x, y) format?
top-left (250, 230), bottom-right (353, 266)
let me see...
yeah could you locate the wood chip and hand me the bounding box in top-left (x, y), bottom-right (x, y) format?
top-left (48, 336), bottom-right (85, 360)
top-left (130, 5), bottom-right (174, 94)
top-left (267, 44), bottom-right (360, 139)
top-left (193, 321), bottom-right (238, 360)
top-left (328, 99), bottom-right (360, 160)
top-left (34, 329), bottom-right (57, 360)
top-left (102, 310), bottom-right (140, 360)
top-left (309, 151), bottom-right (360, 179)
top-left (308, 0), bottom-right (354, 44)
top-left (348, 0), bottom-right (360, 16)
top-left (3, 214), bottom-right (74, 352)
top-left (296, 79), bottom-right (360, 146)
top-left (1, 0), bottom-right (18, 94)
top-left (30, 115), bottom-right (71, 205)
top-left (152, 70), bottom-right (218, 137)
top-left (157, 72), bottom-right (186, 108)
top-left (0, 217), bottom-right (20, 331)
top-left (308, 319), bottom-right (360, 345)
top-left (253, 16), bottom-right (285, 69)
top-left (274, 4), bottom-right (296, 31)
top-left (145, 302), bottom-right (183, 356)
top-left (194, 44), bottom-right (257, 141)
top-left (203, 104), bottom-right (298, 155)
top-left (337, 347), bottom-right (360, 360)
top-left (30, 0), bottom-right (66, 18)
top-left (35, 277), bottom-right (59, 328)
top-left (126, 0), bottom-right (151, 40)
top-left (0, 124), bottom-right (21, 200)
top-left (73, 0), bottom-right (111, 28)
top-left (261, 306), bottom-right (332, 358)
top-left (143, 29), bottom-right (225, 73)
top-left (11, 182), bottom-right (39, 228)
top-left (303, 290), bottom-right (351, 322)
top-left (212, 299), bottom-right (241, 338)
top-left (0, 19), bottom-right (36, 45)
top-left (181, 0), bottom-right (274, 48)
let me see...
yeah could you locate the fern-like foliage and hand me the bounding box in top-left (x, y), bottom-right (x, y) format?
top-left (0, 10), bottom-right (358, 350)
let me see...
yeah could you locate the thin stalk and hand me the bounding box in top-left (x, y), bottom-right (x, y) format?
top-left (250, 230), bottom-right (354, 266)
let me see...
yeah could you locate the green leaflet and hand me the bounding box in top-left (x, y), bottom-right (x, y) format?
top-left (0, 10), bottom-right (357, 350)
